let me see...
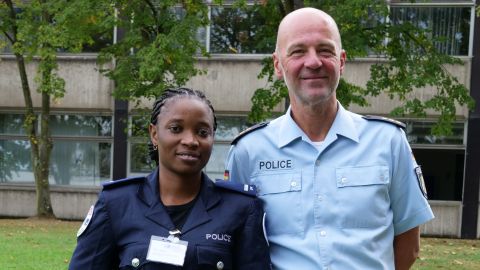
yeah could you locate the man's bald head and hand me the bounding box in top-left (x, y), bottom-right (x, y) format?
top-left (275, 8), bottom-right (342, 55)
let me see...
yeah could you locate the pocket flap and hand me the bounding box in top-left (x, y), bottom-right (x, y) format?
top-left (255, 173), bottom-right (302, 195)
top-left (336, 166), bottom-right (389, 187)
top-left (196, 245), bottom-right (232, 269)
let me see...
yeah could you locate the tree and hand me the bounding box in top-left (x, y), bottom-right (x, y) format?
top-left (245, 0), bottom-right (474, 135)
top-left (0, 0), bottom-right (108, 218)
top-left (97, 0), bottom-right (210, 102)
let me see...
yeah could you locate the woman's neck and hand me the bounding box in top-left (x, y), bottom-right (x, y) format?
top-left (158, 169), bottom-right (202, 206)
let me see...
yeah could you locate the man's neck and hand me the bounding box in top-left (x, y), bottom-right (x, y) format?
top-left (290, 99), bottom-right (338, 142)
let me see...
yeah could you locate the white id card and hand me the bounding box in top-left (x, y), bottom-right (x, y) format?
top-left (146, 235), bottom-right (188, 266)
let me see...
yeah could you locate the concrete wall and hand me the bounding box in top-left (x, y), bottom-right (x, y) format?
top-left (2, 54), bottom-right (470, 116)
top-left (0, 184), bottom-right (99, 220)
top-left (0, 54), bottom-right (113, 111)
top-left (420, 200), bottom-right (462, 237)
top-left (0, 184), bottom-right (470, 237)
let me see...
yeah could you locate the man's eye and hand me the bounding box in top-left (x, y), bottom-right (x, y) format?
top-left (290, 49), bottom-right (304, 56)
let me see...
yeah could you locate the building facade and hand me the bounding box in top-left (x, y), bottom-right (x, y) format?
top-left (1, 1), bottom-right (479, 238)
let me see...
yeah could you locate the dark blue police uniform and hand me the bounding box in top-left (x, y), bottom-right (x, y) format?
top-left (69, 169), bottom-right (271, 270)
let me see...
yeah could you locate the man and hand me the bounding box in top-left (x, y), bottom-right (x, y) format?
top-left (225, 7), bottom-right (434, 270)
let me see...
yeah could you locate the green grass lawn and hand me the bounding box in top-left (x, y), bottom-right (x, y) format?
top-left (0, 218), bottom-right (80, 270)
top-left (1, 218), bottom-right (479, 269)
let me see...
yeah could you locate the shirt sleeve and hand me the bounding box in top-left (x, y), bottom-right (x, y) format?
top-left (233, 198), bottom-right (271, 269)
top-left (225, 144), bottom-right (252, 185)
top-left (69, 192), bottom-right (118, 269)
top-left (390, 129), bottom-right (434, 235)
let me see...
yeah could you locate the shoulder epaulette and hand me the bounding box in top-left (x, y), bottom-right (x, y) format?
top-left (102, 176), bottom-right (145, 189)
top-left (363, 115), bottom-right (406, 129)
top-left (231, 122), bottom-right (269, 145)
top-left (214, 180), bottom-right (257, 197)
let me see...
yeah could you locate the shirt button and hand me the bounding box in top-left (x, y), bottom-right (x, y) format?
top-left (291, 181), bottom-right (297, 187)
top-left (131, 258), bottom-right (140, 268)
top-left (320, 230), bottom-right (327, 236)
top-left (317, 195), bottom-right (323, 201)
top-left (217, 261), bottom-right (224, 270)
top-left (315, 160), bottom-right (321, 166)
top-left (340, 177), bottom-right (347, 184)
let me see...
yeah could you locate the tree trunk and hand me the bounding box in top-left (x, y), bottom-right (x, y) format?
top-left (36, 89), bottom-right (54, 218)
top-left (6, 0), bottom-right (55, 218)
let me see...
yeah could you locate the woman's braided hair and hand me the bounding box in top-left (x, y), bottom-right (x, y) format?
top-left (148, 87), bottom-right (217, 165)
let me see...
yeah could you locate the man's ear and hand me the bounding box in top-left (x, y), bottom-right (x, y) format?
top-left (339, 49), bottom-right (347, 75)
top-left (273, 52), bottom-right (284, 80)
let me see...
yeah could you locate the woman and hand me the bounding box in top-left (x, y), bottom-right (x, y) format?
top-left (69, 88), bottom-right (271, 269)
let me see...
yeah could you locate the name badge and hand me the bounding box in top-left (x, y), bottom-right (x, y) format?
top-left (146, 235), bottom-right (188, 266)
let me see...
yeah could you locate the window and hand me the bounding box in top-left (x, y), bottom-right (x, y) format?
top-left (0, 113), bottom-right (113, 186)
top-left (208, 5), bottom-right (273, 54)
top-left (128, 114), bottom-right (249, 179)
top-left (405, 120), bottom-right (465, 145)
top-left (390, 1), bottom-right (474, 56)
top-left (405, 119), bottom-right (466, 201)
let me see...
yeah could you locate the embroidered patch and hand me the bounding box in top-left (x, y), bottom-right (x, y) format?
top-left (77, 205), bottom-right (94, 237)
top-left (262, 212), bottom-right (269, 246)
top-left (415, 166), bottom-right (427, 199)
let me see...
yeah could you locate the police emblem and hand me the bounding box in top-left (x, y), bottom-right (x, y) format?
top-left (415, 166), bottom-right (428, 199)
top-left (77, 205), bottom-right (94, 237)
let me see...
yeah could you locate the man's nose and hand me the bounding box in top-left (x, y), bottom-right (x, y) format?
top-left (303, 49), bottom-right (322, 69)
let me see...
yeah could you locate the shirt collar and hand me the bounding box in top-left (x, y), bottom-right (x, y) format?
top-left (277, 102), bottom-right (359, 148)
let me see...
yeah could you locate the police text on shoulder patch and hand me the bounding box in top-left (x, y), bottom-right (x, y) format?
top-left (415, 166), bottom-right (428, 199)
top-left (77, 205), bottom-right (94, 237)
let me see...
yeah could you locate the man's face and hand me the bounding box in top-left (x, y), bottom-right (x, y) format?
top-left (273, 14), bottom-right (346, 107)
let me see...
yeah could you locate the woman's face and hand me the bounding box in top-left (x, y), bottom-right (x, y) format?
top-left (149, 97), bottom-right (215, 177)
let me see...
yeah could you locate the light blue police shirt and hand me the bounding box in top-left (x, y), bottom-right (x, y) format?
top-left (225, 103), bottom-right (434, 270)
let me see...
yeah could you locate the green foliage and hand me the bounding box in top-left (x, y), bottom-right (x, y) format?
top-left (245, 0), bottom-right (474, 135)
top-left (98, 0), bottom-right (209, 101)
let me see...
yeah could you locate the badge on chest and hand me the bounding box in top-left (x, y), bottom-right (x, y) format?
top-left (146, 230), bottom-right (188, 266)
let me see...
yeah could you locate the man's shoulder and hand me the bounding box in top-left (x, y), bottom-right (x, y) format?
top-left (231, 121), bottom-right (270, 145)
top-left (362, 115), bottom-right (406, 129)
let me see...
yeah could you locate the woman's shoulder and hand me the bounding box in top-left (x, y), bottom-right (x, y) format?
top-left (102, 176), bottom-right (146, 190)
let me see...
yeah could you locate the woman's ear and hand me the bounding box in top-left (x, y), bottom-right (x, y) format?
top-left (149, 124), bottom-right (158, 146)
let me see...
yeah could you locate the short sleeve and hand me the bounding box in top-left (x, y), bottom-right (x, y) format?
top-left (390, 129), bottom-right (434, 235)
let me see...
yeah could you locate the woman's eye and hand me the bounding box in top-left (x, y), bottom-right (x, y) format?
top-left (169, 125), bottom-right (182, 133)
top-left (198, 128), bottom-right (211, 137)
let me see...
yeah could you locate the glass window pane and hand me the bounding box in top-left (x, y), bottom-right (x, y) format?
top-left (130, 142), bottom-right (156, 174)
top-left (413, 148), bottom-right (464, 201)
top-left (210, 6), bottom-right (273, 54)
top-left (204, 143), bottom-right (230, 180)
top-left (215, 116), bottom-right (248, 141)
top-left (50, 115), bottom-right (112, 137)
top-left (0, 139), bottom-right (32, 183)
top-left (0, 114), bottom-right (26, 135)
top-left (50, 141), bottom-right (112, 186)
top-left (405, 121), bottom-right (464, 145)
top-left (131, 114), bottom-right (150, 138)
top-left (390, 6), bottom-right (471, 55)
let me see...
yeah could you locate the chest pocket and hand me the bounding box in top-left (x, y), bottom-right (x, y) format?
top-left (254, 172), bottom-right (303, 236)
top-left (119, 244), bottom-right (178, 270)
top-left (336, 165), bottom-right (390, 228)
top-left (196, 245), bottom-right (232, 270)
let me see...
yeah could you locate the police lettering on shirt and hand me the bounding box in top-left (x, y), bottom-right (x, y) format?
top-left (258, 160), bottom-right (293, 171)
